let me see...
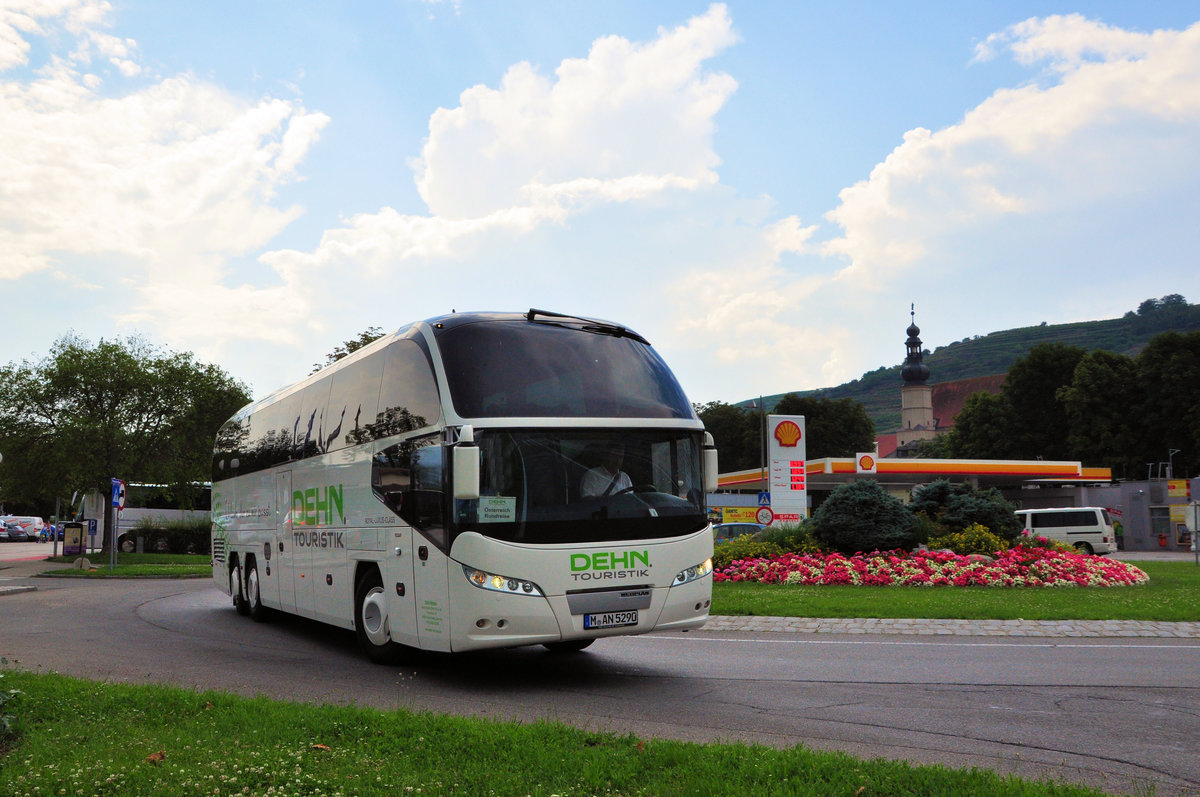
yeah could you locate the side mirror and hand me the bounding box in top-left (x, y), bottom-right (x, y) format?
top-left (452, 425), bottom-right (481, 500)
top-left (702, 432), bottom-right (719, 493)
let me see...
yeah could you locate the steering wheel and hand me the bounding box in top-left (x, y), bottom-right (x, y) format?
top-left (612, 484), bottom-right (655, 496)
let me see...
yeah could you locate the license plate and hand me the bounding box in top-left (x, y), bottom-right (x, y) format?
top-left (583, 610), bottom-right (638, 629)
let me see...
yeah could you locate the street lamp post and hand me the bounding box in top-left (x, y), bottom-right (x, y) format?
top-left (750, 397), bottom-right (766, 491)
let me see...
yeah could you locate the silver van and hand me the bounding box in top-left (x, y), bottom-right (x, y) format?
top-left (1014, 507), bottom-right (1117, 555)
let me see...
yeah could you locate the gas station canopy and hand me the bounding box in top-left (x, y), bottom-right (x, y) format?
top-left (717, 458), bottom-right (1113, 494)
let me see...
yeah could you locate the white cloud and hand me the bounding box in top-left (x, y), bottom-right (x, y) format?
top-left (0, 72), bottom-right (329, 277)
top-left (412, 3), bottom-right (738, 219)
top-left (0, 1), bottom-right (330, 313)
top-left (822, 15), bottom-right (1200, 290)
top-left (257, 4), bottom-right (740, 317)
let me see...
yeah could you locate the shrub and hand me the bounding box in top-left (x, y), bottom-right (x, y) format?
top-left (1017, 531), bottom-right (1076, 555)
top-left (811, 480), bottom-right (918, 554)
top-left (910, 512), bottom-right (942, 547)
top-left (120, 517), bottom-right (211, 555)
top-left (926, 523), bottom-right (1008, 556)
top-left (757, 520), bottom-right (825, 554)
top-left (713, 535), bottom-right (784, 570)
top-left (909, 480), bottom-right (1022, 541)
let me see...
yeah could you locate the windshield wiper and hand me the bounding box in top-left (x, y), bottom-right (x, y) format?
top-left (525, 308), bottom-right (650, 345)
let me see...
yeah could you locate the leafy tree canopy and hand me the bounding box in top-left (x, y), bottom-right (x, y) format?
top-left (312, 327), bottom-right (385, 373)
top-left (693, 401), bottom-right (759, 473)
top-left (695, 394), bottom-right (875, 472)
top-left (949, 328), bottom-right (1200, 478)
top-left (0, 334), bottom-right (250, 541)
top-left (773, 393), bottom-right (876, 459)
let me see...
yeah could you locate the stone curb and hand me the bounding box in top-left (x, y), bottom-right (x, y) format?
top-left (703, 615), bottom-right (1200, 638)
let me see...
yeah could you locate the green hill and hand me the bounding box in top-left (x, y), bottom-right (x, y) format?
top-left (741, 297), bottom-right (1200, 434)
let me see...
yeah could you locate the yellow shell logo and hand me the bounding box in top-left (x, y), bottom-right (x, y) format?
top-left (858, 454), bottom-right (875, 470)
top-left (774, 420), bottom-right (802, 447)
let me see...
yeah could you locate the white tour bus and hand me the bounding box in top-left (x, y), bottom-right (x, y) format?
top-left (1014, 507), bottom-right (1117, 555)
top-left (212, 310), bottom-right (717, 662)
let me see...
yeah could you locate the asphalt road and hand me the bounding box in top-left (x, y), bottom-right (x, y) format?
top-left (1, 562), bottom-right (1199, 796)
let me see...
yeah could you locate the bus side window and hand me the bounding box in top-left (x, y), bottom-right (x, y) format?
top-left (371, 443), bottom-right (410, 516)
top-left (371, 436), bottom-right (446, 550)
top-left (373, 340), bottom-right (442, 439)
top-left (296, 379), bottom-right (333, 458)
top-left (327, 355), bottom-right (383, 451)
top-left (406, 443), bottom-right (446, 549)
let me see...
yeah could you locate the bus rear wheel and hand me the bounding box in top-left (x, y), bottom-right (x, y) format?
top-left (231, 560), bottom-right (249, 616)
top-left (246, 559), bottom-right (269, 622)
top-left (355, 569), bottom-right (407, 664)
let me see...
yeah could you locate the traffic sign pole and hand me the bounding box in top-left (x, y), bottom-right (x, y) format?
top-left (110, 478), bottom-right (125, 571)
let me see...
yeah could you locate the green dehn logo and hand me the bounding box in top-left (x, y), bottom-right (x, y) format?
top-left (291, 484), bottom-right (346, 549)
top-left (569, 549), bottom-right (651, 582)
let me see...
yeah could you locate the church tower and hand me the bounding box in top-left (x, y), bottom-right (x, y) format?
top-left (896, 306), bottom-right (937, 455)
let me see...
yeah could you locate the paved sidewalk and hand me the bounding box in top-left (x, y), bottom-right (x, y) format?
top-left (702, 615), bottom-right (1200, 638)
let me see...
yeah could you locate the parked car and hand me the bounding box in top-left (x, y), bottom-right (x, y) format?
top-left (4, 520), bottom-right (32, 542)
top-left (713, 522), bottom-right (766, 542)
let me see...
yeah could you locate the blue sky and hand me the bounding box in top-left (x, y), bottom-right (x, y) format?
top-left (2, 1), bottom-right (1198, 406)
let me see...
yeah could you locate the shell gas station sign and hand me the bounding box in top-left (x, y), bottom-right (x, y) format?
top-left (766, 415), bottom-right (807, 523)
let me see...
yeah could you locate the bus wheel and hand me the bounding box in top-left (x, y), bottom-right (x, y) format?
top-left (355, 570), bottom-right (405, 664)
top-left (543, 639), bottom-right (595, 653)
top-left (231, 561), bottom-right (249, 616)
top-left (1074, 542), bottom-right (1094, 555)
top-left (246, 560), bottom-right (269, 622)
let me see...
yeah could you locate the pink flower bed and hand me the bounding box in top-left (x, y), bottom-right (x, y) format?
top-left (713, 545), bottom-right (1150, 588)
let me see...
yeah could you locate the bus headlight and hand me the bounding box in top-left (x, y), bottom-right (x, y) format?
top-left (461, 564), bottom-right (544, 597)
top-left (672, 558), bottom-right (713, 586)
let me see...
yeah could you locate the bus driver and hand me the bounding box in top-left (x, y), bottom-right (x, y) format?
top-left (580, 445), bottom-right (632, 498)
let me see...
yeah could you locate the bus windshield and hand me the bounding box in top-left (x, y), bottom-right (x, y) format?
top-left (456, 429), bottom-right (707, 544)
top-left (434, 318), bottom-right (694, 419)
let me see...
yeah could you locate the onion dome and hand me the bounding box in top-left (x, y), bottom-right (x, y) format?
top-left (902, 306), bottom-right (930, 385)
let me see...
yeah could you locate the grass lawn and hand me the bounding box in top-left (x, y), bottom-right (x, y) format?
top-left (712, 561), bottom-right (1200, 621)
top-left (0, 669), bottom-right (1104, 797)
top-left (37, 552), bottom-right (210, 579)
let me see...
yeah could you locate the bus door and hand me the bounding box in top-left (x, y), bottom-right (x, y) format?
top-left (412, 534), bottom-right (451, 652)
top-left (381, 526), bottom-right (419, 647)
top-left (274, 472), bottom-right (298, 613)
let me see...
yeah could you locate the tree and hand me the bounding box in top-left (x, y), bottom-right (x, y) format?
top-left (1133, 330), bottom-right (1200, 478)
top-left (0, 334), bottom-right (250, 548)
top-left (1003, 343), bottom-right (1085, 460)
top-left (911, 433), bottom-right (956, 458)
top-left (694, 401), bottom-right (759, 473)
top-left (1057, 350), bottom-right (1139, 474)
top-left (772, 393), bottom-right (875, 459)
top-left (811, 480), bottom-right (918, 554)
top-left (947, 392), bottom-right (1011, 459)
top-left (312, 326), bottom-right (385, 373)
